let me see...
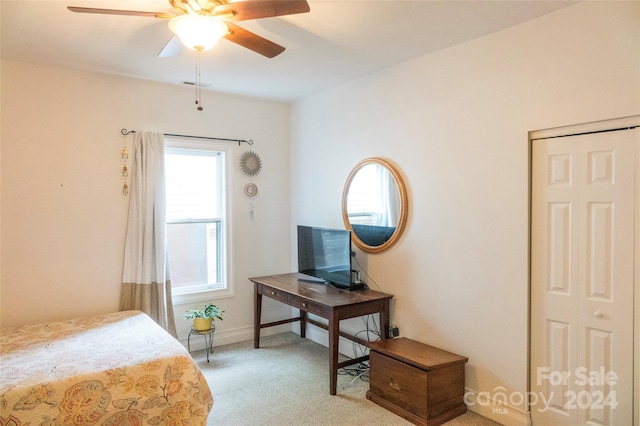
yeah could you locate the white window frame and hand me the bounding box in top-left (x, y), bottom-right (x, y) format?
top-left (165, 137), bottom-right (234, 305)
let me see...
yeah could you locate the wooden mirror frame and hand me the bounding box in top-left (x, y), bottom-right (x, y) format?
top-left (342, 158), bottom-right (408, 253)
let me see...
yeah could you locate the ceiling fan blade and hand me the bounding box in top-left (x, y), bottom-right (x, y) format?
top-left (224, 22), bottom-right (285, 58)
top-left (158, 35), bottom-right (184, 58)
top-left (214, 0), bottom-right (310, 22)
top-left (67, 6), bottom-right (174, 19)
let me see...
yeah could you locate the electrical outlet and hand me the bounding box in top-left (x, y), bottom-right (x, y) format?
top-left (390, 325), bottom-right (400, 337)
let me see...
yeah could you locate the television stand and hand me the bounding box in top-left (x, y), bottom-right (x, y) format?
top-left (250, 272), bottom-right (393, 395)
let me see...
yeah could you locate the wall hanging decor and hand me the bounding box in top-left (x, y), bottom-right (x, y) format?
top-left (244, 183), bottom-right (258, 197)
top-left (239, 151), bottom-right (261, 221)
top-left (239, 150), bottom-right (262, 177)
top-left (121, 140), bottom-right (129, 196)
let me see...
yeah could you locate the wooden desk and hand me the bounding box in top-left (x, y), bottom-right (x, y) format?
top-left (250, 273), bottom-right (393, 395)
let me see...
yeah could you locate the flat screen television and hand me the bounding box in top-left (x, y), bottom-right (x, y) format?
top-left (297, 225), bottom-right (366, 291)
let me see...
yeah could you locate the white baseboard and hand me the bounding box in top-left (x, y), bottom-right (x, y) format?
top-left (464, 389), bottom-right (532, 426)
top-left (178, 324), bottom-right (291, 352)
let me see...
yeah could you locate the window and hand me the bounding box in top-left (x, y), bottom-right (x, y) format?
top-left (165, 138), bottom-right (233, 303)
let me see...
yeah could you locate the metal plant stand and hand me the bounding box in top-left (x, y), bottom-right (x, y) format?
top-left (187, 325), bottom-right (215, 362)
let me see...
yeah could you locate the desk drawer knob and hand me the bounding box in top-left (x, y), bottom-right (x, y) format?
top-left (389, 380), bottom-right (401, 391)
top-left (302, 302), bottom-right (307, 308)
top-left (271, 291), bottom-right (276, 296)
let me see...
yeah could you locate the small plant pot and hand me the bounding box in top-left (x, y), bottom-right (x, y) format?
top-left (193, 318), bottom-right (213, 331)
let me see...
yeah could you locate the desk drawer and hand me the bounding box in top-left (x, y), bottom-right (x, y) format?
top-left (289, 295), bottom-right (327, 317)
top-left (259, 285), bottom-right (290, 304)
top-left (369, 350), bottom-right (428, 419)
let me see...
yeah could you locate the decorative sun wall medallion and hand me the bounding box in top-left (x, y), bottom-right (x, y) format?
top-left (239, 150), bottom-right (262, 177)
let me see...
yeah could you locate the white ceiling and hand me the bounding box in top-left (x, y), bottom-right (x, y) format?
top-left (1, 0), bottom-right (578, 101)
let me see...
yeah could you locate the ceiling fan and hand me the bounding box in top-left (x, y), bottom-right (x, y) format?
top-left (67, 0), bottom-right (311, 58)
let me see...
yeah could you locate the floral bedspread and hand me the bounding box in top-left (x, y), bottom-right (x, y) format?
top-left (0, 310), bottom-right (213, 426)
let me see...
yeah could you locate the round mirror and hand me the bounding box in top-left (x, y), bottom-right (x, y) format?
top-left (342, 158), bottom-right (408, 253)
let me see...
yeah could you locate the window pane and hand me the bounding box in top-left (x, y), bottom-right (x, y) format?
top-left (165, 150), bottom-right (220, 221)
top-left (347, 164), bottom-right (383, 225)
top-left (167, 222), bottom-right (220, 289)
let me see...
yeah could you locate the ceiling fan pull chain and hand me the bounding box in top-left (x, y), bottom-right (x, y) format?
top-left (195, 50), bottom-right (203, 111)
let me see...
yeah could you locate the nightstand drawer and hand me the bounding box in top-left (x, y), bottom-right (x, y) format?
top-left (259, 285), bottom-right (290, 304)
top-left (369, 350), bottom-right (429, 418)
top-left (289, 295), bottom-right (327, 316)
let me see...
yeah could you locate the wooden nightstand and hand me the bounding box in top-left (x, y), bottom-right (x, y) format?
top-left (366, 338), bottom-right (468, 426)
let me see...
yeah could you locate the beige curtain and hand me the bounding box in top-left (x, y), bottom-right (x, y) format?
top-left (120, 131), bottom-right (177, 337)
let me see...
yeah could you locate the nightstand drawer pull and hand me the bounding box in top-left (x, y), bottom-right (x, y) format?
top-left (271, 291), bottom-right (276, 295)
top-left (389, 380), bottom-right (401, 391)
top-left (302, 302), bottom-right (307, 308)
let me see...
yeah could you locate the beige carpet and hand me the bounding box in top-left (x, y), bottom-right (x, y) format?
top-left (190, 332), bottom-right (501, 426)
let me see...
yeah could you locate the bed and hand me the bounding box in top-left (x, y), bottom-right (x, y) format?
top-left (0, 310), bottom-right (213, 426)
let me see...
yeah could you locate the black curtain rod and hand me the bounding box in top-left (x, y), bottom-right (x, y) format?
top-left (121, 128), bottom-right (253, 146)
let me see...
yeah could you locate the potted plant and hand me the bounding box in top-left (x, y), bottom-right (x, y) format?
top-left (183, 303), bottom-right (224, 331)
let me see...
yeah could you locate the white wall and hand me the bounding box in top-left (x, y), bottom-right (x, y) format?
top-left (290, 1), bottom-right (639, 424)
top-left (0, 61), bottom-right (293, 344)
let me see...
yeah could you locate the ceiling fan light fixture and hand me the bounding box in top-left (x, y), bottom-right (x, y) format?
top-left (169, 15), bottom-right (228, 52)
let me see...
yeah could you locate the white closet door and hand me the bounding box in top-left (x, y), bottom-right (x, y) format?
top-left (531, 128), bottom-right (635, 425)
